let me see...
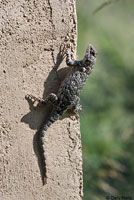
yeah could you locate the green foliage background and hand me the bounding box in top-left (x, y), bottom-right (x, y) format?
top-left (76, 0), bottom-right (134, 199)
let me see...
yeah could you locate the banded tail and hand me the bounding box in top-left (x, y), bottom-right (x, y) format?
top-left (38, 110), bottom-right (60, 185)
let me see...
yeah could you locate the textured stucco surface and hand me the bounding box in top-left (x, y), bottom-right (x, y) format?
top-left (0, 0), bottom-right (83, 199)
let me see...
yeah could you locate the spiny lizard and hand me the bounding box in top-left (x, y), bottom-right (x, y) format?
top-left (26, 44), bottom-right (97, 185)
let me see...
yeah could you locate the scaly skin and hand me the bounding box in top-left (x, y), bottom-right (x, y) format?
top-left (26, 44), bottom-right (97, 185)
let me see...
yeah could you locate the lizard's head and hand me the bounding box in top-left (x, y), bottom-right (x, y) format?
top-left (82, 44), bottom-right (97, 67)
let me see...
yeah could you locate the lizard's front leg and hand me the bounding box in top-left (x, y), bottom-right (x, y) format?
top-left (66, 50), bottom-right (80, 67)
top-left (26, 93), bottom-right (58, 106)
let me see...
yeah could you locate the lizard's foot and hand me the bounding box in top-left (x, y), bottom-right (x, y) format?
top-left (60, 42), bottom-right (71, 58)
top-left (74, 112), bottom-right (79, 120)
top-left (69, 113), bottom-right (79, 121)
top-left (26, 93), bottom-right (59, 106)
top-left (66, 104), bottom-right (82, 120)
top-left (25, 94), bottom-right (46, 105)
top-left (71, 104), bottom-right (83, 120)
top-left (73, 104), bottom-right (82, 113)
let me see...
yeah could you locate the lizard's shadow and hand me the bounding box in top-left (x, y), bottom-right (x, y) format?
top-left (21, 47), bottom-right (70, 185)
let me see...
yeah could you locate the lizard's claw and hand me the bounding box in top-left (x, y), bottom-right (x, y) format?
top-left (25, 94), bottom-right (36, 102)
top-left (60, 43), bottom-right (71, 58)
top-left (60, 43), bottom-right (66, 57)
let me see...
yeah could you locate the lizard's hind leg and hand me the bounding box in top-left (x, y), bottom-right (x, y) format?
top-left (72, 104), bottom-right (83, 119)
top-left (26, 93), bottom-right (58, 106)
top-left (66, 97), bottom-right (83, 119)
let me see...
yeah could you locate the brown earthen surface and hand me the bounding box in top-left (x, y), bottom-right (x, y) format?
top-left (0, 0), bottom-right (83, 199)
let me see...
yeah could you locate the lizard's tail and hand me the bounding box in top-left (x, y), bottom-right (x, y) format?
top-left (39, 111), bottom-right (59, 185)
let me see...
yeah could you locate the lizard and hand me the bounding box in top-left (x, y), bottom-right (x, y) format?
top-left (26, 44), bottom-right (97, 185)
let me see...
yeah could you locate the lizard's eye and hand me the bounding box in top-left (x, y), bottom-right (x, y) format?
top-left (85, 60), bottom-right (91, 65)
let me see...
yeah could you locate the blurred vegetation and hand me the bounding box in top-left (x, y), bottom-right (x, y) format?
top-left (76, 0), bottom-right (134, 199)
top-left (93, 0), bottom-right (124, 14)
